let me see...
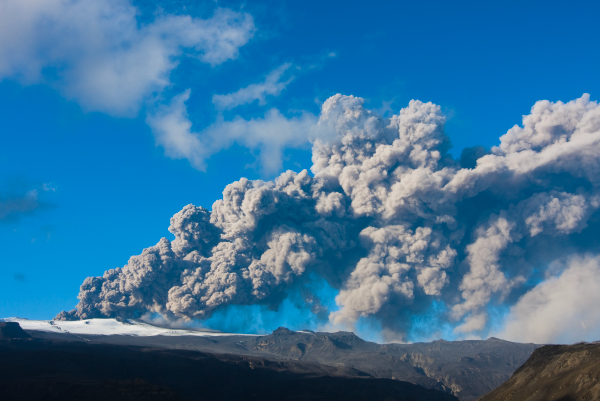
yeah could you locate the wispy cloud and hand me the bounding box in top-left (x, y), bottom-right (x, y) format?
top-left (0, 181), bottom-right (56, 224)
top-left (212, 63), bottom-right (295, 110)
top-left (147, 89), bottom-right (317, 175)
top-left (150, 51), bottom-right (339, 173)
top-left (0, 0), bottom-right (255, 116)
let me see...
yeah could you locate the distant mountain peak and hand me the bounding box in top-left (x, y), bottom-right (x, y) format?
top-left (271, 327), bottom-right (294, 335)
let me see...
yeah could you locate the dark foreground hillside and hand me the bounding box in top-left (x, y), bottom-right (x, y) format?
top-left (478, 342), bottom-right (600, 401)
top-left (0, 322), bottom-right (457, 401)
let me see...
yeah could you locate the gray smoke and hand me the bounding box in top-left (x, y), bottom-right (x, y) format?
top-left (57, 93), bottom-right (600, 342)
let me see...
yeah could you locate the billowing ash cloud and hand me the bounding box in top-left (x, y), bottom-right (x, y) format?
top-left (57, 93), bottom-right (600, 342)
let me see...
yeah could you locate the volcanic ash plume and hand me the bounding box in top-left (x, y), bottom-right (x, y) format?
top-left (56, 94), bottom-right (600, 341)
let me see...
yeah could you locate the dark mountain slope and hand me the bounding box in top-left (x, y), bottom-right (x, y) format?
top-left (478, 342), bottom-right (600, 401)
top-left (0, 327), bottom-right (458, 401)
top-left (25, 324), bottom-right (539, 401)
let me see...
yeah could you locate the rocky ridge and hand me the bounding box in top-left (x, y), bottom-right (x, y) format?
top-left (235, 328), bottom-right (539, 401)
top-left (18, 319), bottom-right (540, 401)
top-left (0, 322), bottom-right (459, 401)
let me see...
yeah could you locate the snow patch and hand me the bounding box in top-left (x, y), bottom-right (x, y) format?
top-left (0, 317), bottom-right (258, 337)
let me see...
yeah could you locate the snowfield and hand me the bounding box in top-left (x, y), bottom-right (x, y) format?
top-left (0, 317), bottom-right (258, 337)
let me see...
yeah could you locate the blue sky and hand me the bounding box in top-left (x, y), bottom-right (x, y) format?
top-left (1, 0), bottom-right (599, 331)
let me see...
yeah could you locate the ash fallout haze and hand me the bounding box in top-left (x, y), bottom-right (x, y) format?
top-left (1, 0), bottom-right (600, 346)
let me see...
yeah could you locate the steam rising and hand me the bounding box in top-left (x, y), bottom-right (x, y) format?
top-left (57, 94), bottom-right (600, 342)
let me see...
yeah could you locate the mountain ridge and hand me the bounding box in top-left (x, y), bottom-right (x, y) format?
top-left (7, 317), bottom-right (541, 401)
top-left (0, 322), bottom-right (459, 401)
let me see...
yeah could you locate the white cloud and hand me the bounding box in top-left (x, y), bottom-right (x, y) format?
top-left (212, 63), bottom-right (294, 110)
top-left (495, 254), bottom-right (600, 344)
top-left (145, 90), bottom-right (206, 168)
top-left (147, 90), bottom-right (317, 174)
top-left (0, 0), bottom-right (255, 116)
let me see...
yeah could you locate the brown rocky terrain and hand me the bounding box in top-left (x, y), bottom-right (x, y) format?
top-left (478, 342), bottom-right (600, 401)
